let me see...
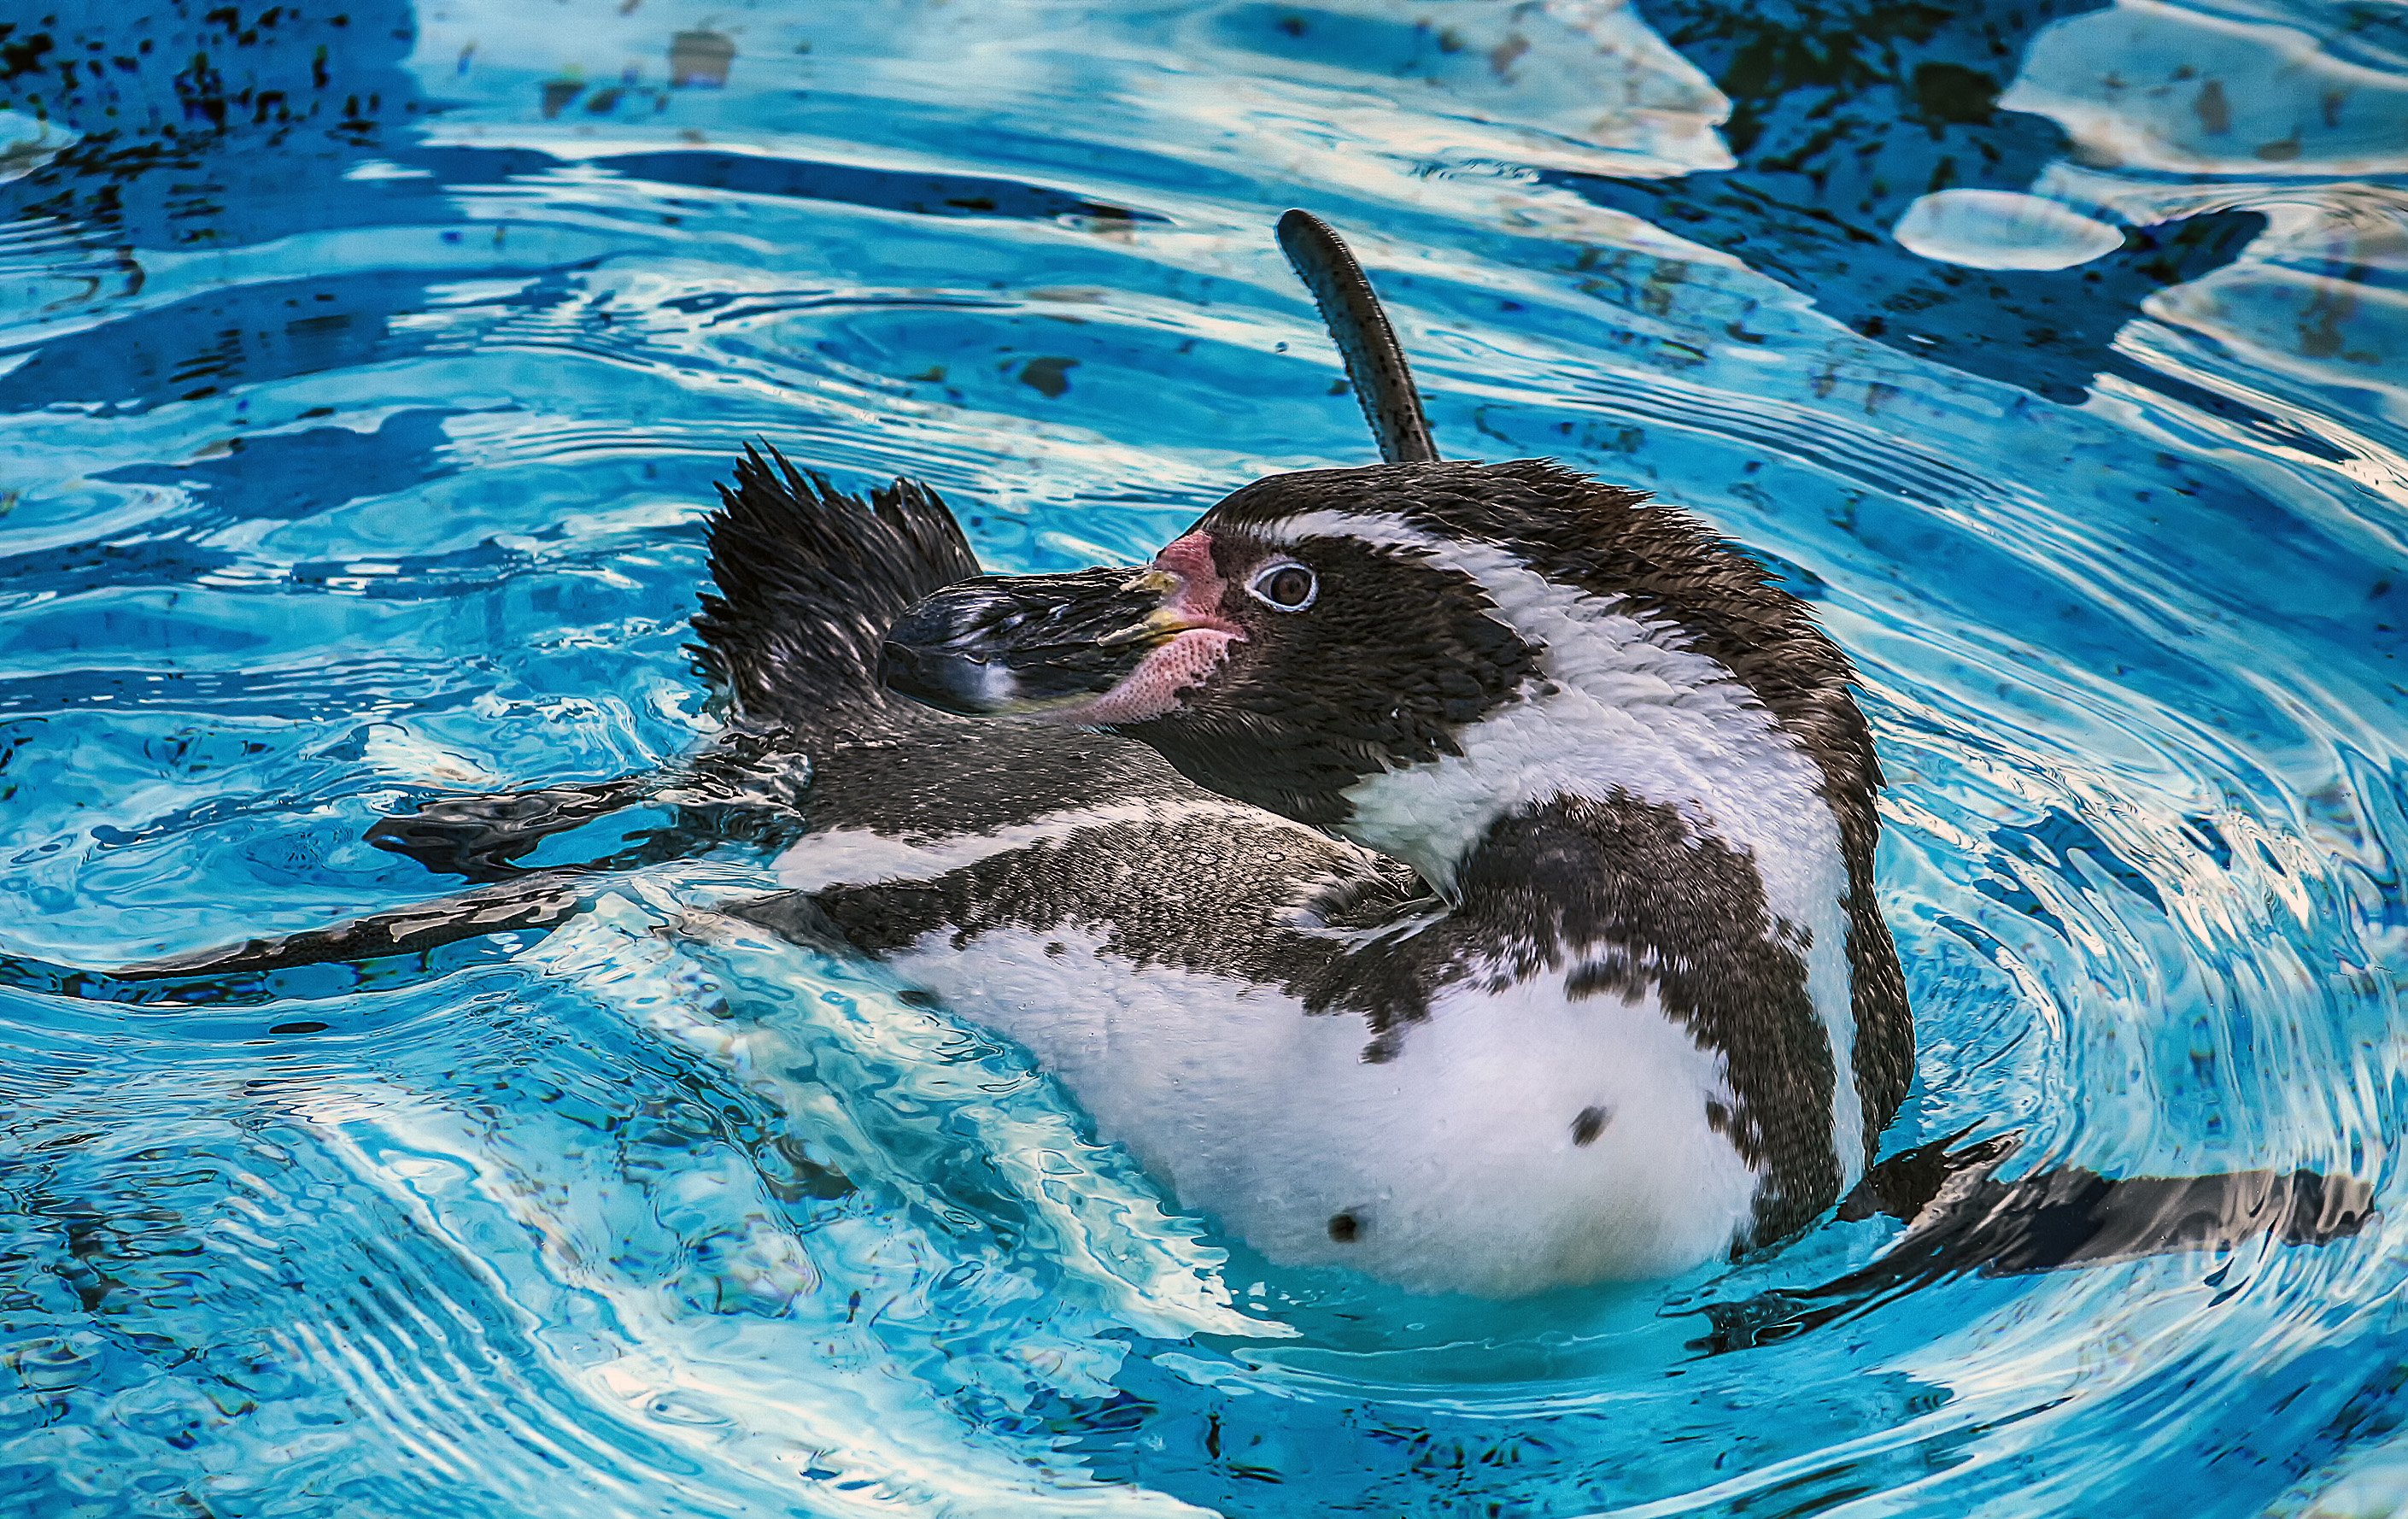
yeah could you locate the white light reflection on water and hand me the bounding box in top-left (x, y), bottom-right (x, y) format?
top-left (0, 0), bottom-right (2403, 1514)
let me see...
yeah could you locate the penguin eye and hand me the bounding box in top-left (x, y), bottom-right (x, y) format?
top-left (1247, 561), bottom-right (1317, 613)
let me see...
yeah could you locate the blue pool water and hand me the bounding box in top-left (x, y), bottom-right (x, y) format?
top-left (3, 0), bottom-right (2405, 1512)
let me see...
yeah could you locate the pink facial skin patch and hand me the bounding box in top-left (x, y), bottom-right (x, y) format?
top-left (1073, 626), bottom-right (1239, 723)
top-left (1050, 531), bottom-right (1241, 725)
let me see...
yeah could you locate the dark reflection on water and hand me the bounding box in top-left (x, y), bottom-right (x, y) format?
top-left (1553, 0), bottom-right (2272, 405)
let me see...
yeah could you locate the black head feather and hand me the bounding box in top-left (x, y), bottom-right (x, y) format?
top-left (690, 444), bottom-right (980, 725)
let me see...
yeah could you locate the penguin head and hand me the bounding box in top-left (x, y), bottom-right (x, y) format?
top-left (883, 457), bottom-right (1851, 873)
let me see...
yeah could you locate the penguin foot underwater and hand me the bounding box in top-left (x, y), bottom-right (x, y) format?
top-left (1683, 1129), bottom-right (2373, 1353)
top-left (56, 214), bottom-right (2372, 1300)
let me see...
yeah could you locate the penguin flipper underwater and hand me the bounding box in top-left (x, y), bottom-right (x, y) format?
top-left (1685, 1129), bottom-right (2375, 1352)
top-left (47, 446), bottom-right (977, 994)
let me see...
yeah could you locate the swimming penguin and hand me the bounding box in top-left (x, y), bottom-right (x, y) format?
top-left (874, 454), bottom-right (1905, 1285)
top-left (858, 212), bottom-right (1915, 1279)
top-left (85, 214), bottom-right (2366, 1301)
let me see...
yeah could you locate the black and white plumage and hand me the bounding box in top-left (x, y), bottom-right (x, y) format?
top-left (90, 216), bottom-right (2366, 1300)
top-left (878, 456), bottom-right (1911, 1276)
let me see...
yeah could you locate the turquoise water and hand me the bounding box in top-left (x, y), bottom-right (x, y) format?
top-left (3, 0), bottom-right (2405, 1512)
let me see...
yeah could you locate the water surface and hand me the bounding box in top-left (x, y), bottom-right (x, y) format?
top-left (2, 0), bottom-right (2405, 1514)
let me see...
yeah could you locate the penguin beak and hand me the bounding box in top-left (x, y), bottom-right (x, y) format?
top-left (882, 566), bottom-right (1220, 718)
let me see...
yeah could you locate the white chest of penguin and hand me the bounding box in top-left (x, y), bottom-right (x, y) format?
top-left (767, 566), bottom-right (1872, 1294)
top-left (867, 920), bottom-right (1764, 1296)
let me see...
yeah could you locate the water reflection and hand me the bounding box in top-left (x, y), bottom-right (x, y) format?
top-left (0, 0), bottom-right (2403, 1514)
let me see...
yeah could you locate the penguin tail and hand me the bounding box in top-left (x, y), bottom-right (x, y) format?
top-left (690, 443), bottom-right (980, 725)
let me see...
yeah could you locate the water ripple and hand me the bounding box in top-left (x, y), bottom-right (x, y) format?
top-left (0, 0), bottom-right (2404, 1514)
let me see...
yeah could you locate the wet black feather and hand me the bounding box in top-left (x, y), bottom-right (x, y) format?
top-left (690, 443), bottom-right (979, 724)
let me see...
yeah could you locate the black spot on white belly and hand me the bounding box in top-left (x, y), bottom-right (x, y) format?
top-left (1571, 1106), bottom-right (1609, 1147)
top-left (801, 787), bottom-right (1843, 1247)
top-left (1327, 1211), bottom-right (1362, 1243)
top-left (1465, 793), bottom-right (1838, 1245)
